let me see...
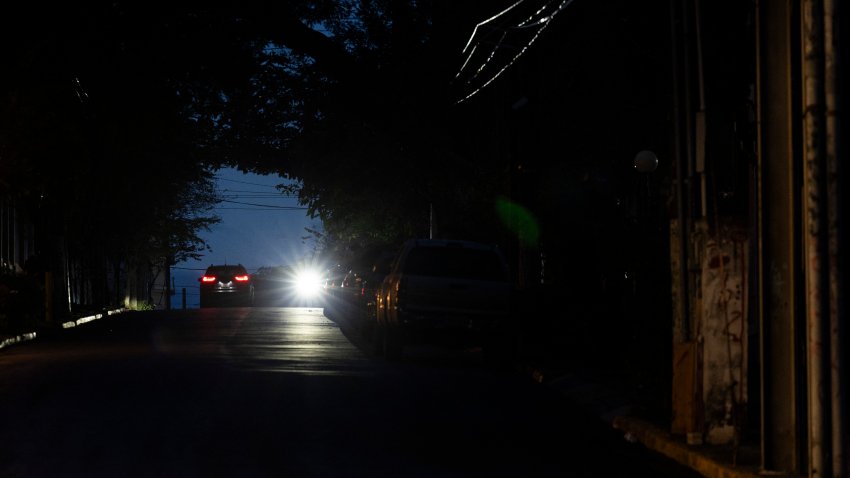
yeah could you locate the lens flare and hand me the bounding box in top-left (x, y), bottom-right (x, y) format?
top-left (495, 196), bottom-right (539, 246)
top-left (294, 269), bottom-right (323, 298)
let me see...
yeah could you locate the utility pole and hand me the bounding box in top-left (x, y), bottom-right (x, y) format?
top-left (757, 0), bottom-right (801, 472)
top-left (164, 258), bottom-right (172, 311)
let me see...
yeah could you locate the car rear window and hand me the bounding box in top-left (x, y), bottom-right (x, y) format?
top-left (402, 247), bottom-right (507, 281)
top-left (207, 266), bottom-right (247, 276)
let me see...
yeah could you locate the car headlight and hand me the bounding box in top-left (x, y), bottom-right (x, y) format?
top-left (294, 269), bottom-right (323, 298)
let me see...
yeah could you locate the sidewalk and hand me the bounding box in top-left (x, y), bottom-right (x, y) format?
top-left (514, 323), bottom-right (765, 478)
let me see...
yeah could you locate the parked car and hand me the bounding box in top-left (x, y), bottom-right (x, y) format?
top-left (321, 263), bottom-right (353, 320)
top-left (374, 238), bottom-right (514, 360)
top-left (251, 265), bottom-right (292, 306)
top-left (198, 264), bottom-right (254, 308)
top-left (322, 264), bottom-right (347, 290)
top-left (358, 251), bottom-right (397, 339)
top-left (362, 251), bottom-right (396, 318)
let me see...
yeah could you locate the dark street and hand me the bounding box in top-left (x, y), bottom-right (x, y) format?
top-left (2, 2), bottom-right (847, 476)
top-left (0, 309), bottom-right (702, 477)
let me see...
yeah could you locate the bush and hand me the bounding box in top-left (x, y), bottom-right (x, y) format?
top-left (130, 301), bottom-right (155, 311)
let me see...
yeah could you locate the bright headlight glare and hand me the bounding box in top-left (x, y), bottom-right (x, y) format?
top-left (294, 269), bottom-right (322, 298)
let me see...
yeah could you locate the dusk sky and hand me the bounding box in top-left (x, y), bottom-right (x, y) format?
top-left (170, 167), bottom-right (322, 308)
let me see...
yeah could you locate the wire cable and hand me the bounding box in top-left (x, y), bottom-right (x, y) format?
top-left (453, 0), bottom-right (575, 104)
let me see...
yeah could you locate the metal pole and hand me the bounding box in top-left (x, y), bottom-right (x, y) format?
top-left (429, 203), bottom-right (436, 239)
top-left (164, 260), bottom-right (172, 311)
top-left (670, 0), bottom-right (690, 342)
top-left (822, 1), bottom-right (846, 475)
top-left (757, 0), bottom-right (801, 472)
top-left (694, 0), bottom-right (708, 220)
top-left (802, 1), bottom-right (829, 475)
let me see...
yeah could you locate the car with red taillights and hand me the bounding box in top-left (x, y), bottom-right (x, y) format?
top-left (198, 264), bottom-right (254, 308)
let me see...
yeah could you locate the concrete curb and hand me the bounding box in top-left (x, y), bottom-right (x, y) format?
top-left (59, 308), bottom-right (127, 330)
top-left (0, 331), bottom-right (39, 350)
top-left (0, 308), bottom-right (127, 351)
top-left (612, 416), bottom-right (763, 478)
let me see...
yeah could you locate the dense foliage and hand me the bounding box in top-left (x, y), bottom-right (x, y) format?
top-left (2, 2), bottom-right (529, 268)
top-left (2, 0), bottom-right (676, 294)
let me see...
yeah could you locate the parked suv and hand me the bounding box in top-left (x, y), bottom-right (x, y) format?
top-left (198, 264), bottom-right (254, 308)
top-left (374, 238), bottom-right (514, 359)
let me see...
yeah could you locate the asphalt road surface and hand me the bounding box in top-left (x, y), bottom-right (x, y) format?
top-left (0, 307), bottom-right (702, 477)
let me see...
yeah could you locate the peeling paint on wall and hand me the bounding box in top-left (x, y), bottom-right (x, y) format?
top-left (701, 232), bottom-right (748, 445)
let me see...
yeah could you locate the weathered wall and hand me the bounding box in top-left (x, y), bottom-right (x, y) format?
top-left (700, 227), bottom-right (748, 445)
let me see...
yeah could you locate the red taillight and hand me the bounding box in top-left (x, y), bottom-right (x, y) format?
top-left (201, 276), bottom-right (216, 282)
top-left (234, 275), bottom-right (250, 282)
